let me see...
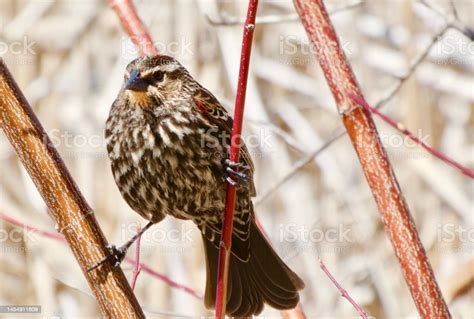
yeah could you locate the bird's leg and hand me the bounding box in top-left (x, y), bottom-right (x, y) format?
top-left (87, 221), bottom-right (154, 272)
top-left (223, 158), bottom-right (249, 186)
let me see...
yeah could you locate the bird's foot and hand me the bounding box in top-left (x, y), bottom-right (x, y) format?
top-left (87, 221), bottom-right (153, 272)
top-left (87, 244), bottom-right (128, 272)
top-left (223, 159), bottom-right (249, 186)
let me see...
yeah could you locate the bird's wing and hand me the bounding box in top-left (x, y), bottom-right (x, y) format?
top-left (192, 87), bottom-right (256, 196)
top-left (193, 87), bottom-right (257, 262)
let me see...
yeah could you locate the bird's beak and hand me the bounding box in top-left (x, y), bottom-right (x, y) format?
top-left (125, 69), bottom-right (148, 92)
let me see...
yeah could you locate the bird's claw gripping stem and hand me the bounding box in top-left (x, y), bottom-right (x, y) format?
top-left (223, 159), bottom-right (249, 186)
top-left (87, 244), bottom-right (128, 272)
top-left (87, 221), bottom-right (153, 272)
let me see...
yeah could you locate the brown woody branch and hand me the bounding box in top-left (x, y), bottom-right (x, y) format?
top-left (293, 0), bottom-right (451, 318)
top-left (0, 59), bottom-right (144, 318)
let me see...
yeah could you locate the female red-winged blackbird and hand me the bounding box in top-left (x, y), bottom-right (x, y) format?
top-left (103, 55), bottom-right (304, 316)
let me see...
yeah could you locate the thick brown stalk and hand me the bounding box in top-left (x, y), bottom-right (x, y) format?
top-left (0, 60), bottom-right (144, 318)
top-left (293, 0), bottom-right (451, 317)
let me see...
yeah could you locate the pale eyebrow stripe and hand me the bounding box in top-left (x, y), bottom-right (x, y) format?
top-left (140, 67), bottom-right (158, 78)
top-left (139, 62), bottom-right (179, 79)
top-left (160, 62), bottom-right (179, 72)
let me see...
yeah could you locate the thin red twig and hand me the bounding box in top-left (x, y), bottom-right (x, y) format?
top-left (0, 212), bottom-right (65, 242)
top-left (349, 93), bottom-right (474, 179)
top-left (319, 258), bottom-right (368, 319)
top-left (293, 0), bottom-right (451, 318)
top-left (124, 256), bottom-right (203, 299)
top-left (108, 0), bottom-right (159, 56)
top-left (130, 224), bottom-right (143, 290)
top-left (214, 0), bottom-right (259, 317)
top-left (0, 212), bottom-right (201, 299)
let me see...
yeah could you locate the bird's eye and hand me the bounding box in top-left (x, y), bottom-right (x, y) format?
top-left (151, 70), bottom-right (164, 83)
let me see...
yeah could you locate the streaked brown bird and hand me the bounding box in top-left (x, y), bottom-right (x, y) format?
top-left (103, 55), bottom-right (304, 316)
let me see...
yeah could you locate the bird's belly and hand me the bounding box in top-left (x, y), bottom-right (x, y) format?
top-left (149, 151), bottom-right (226, 220)
top-left (110, 140), bottom-right (226, 222)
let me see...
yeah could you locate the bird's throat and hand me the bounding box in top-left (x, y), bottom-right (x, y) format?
top-left (127, 91), bottom-right (154, 108)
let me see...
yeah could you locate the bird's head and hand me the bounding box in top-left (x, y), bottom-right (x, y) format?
top-left (122, 55), bottom-right (194, 107)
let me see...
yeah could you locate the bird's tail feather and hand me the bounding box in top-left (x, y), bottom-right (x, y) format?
top-left (202, 220), bottom-right (304, 317)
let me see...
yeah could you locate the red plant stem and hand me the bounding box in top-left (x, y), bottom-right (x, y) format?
top-left (319, 258), bottom-right (368, 319)
top-left (0, 212), bottom-right (66, 242)
top-left (0, 212), bottom-right (202, 299)
top-left (130, 224), bottom-right (142, 290)
top-left (293, 0), bottom-right (451, 318)
top-left (108, 0), bottom-right (159, 56)
top-left (124, 256), bottom-right (202, 299)
top-left (349, 93), bottom-right (474, 179)
top-left (214, 0), bottom-right (259, 317)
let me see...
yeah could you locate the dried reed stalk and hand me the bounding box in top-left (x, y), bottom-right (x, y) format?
top-left (293, 0), bottom-right (451, 317)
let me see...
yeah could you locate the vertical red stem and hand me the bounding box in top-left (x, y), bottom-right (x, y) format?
top-left (293, 0), bottom-right (451, 317)
top-left (214, 1), bottom-right (259, 317)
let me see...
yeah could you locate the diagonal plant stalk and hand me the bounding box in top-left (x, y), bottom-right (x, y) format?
top-left (214, 0), bottom-right (259, 317)
top-left (130, 224), bottom-right (143, 290)
top-left (293, 0), bottom-right (451, 318)
top-left (319, 258), bottom-right (368, 318)
top-left (108, 0), bottom-right (158, 56)
top-left (0, 60), bottom-right (144, 318)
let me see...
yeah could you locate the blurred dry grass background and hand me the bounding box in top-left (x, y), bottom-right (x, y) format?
top-left (0, 0), bottom-right (473, 318)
